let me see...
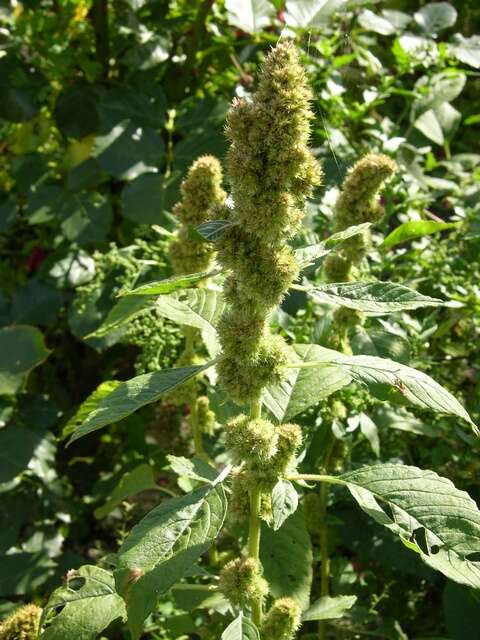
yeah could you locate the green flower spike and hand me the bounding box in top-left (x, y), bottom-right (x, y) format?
top-left (325, 153), bottom-right (397, 283)
top-left (0, 604), bottom-right (42, 640)
top-left (168, 154), bottom-right (226, 275)
top-left (261, 597), bottom-right (302, 640)
top-left (217, 41), bottom-right (322, 404)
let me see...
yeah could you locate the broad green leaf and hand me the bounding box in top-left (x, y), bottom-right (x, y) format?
top-left (383, 220), bottom-right (460, 248)
top-left (167, 455), bottom-right (219, 483)
top-left (261, 507), bottom-right (312, 610)
top-left (448, 34), bottom-right (480, 69)
top-left (225, 0), bottom-right (275, 33)
top-left (221, 613), bottom-right (260, 640)
top-left (0, 552), bottom-right (56, 596)
top-left (414, 2), bottom-right (457, 33)
top-left (271, 479), bottom-right (299, 531)
top-left (302, 595), bottom-right (357, 621)
top-left (172, 585), bottom-right (227, 611)
top-left (412, 72), bottom-right (466, 119)
top-left (350, 327), bottom-right (411, 364)
top-left (285, 0), bottom-right (347, 28)
top-left (63, 381), bottom-right (121, 437)
top-left (121, 271), bottom-right (213, 296)
top-left (59, 193), bottom-right (113, 246)
top-left (197, 219), bottom-right (232, 242)
top-left (307, 281), bottom-right (442, 315)
top-left (293, 344), bottom-right (475, 429)
top-left (294, 223), bottom-right (371, 269)
top-left (0, 425), bottom-right (44, 483)
top-left (41, 565), bottom-right (126, 640)
top-left (114, 479), bottom-right (228, 638)
top-left (0, 325), bottom-right (50, 395)
top-left (358, 9), bottom-right (396, 35)
top-left (68, 363), bottom-right (212, 444)
top-left (263, 345), bottom-right (350, 422)
top-left (337, 464), bottom-right (480, 588)
top-left (155, 289), bottom-right (226, 332)
top-left (414, 108), bottom-right (444, 144)
top-left (443, 582), bottom-right (480, 640)
top-left (94, 464), bottom-right (159, 519)
top-left (359, 412), bottom-right (380, 457)
top-left (121, 173), bottom-right (166, 224)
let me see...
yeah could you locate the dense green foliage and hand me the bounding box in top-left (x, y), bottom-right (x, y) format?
top-left (1, 1), bottom-right (480, 639)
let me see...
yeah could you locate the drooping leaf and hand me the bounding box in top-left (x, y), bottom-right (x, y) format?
top-left (197, 219), bottom-right (233, 242)
top-left (225, 0), bottom-right (275, 33)
top-left (261, 507), bottom-right (312, 610)
top-left (414, 2), bottom-right (457, 33)
top-left (155, 289), bottom-right (226, 333)
top-left (271, 479), bottom-right (299, 531)
top-left (302, 595), bottom-right (357, 621)
top-left (0, 325), bottom-right (50, 395)
top-left (41, 566), bottom-right (126, 640)
top-left (336, 464), bottom-right (480, 588)
top-left (114, 479), bottom-right (227, 638)
top-left (292, 344), bottom-right (475, 429)
top-left (121, 271), bottom-right (214, 296)
top-left (68, 363), bottom-right (212, 444)
top-left (263, 345), bottom-right (350, 422)
top-left (383, 220), bottom-right (460, 248)
top-left (94, 464), bottom-right (159, 519)
top-left (221, 612), bottom-right (260, 640)
top-left (62, 382), bottom-right (122, 438)
top-left (307, 281), bottom-right (442, 315)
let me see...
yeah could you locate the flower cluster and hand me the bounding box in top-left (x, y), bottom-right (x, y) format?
top-left (262, 597), bottom-right (302, 640)
top-left (219, 557), bottom-right (268, 608)
top-left (324, 153), bottom-right (397, 283)
top-left (0, 604), bottom-right (41, 640)
top-left (216, 41), bottom-right (322, 404)
top-left (168, 154), bottom-right (226, 274)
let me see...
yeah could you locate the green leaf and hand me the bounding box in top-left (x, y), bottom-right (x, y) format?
top-left (0, 425), bottom-right (45, 483)
top-left (412, 72), bottom-right (466, 119)
top-left (221, 613), bottom-right (260, 640)
top-left (271, 479), bottom-right (299, 531)
top-left (358, 9), bottom-right (396, 35)
top-left (448, 35), bottom-right (480, 69)
top-left (383, 220), bottom-right (460, 248)
top-left (350, 327), bottom-right (411, 364)
top-left (0, 552), bottom-right (56, 596)
top-left (59, 193), bottom-right (113, 245)
top-left (99, 86), bottom-right (166, 130)
top-left (302, 595), bottom-right (357, 621)
top-left (167, 455), bottom-right (219, 484)
top-left (285, 0), bottom-right (347, 28)
top-left (121, 271), bottom-right (214, 296)
top-left (414, 109), bottom-right (445, 144)
top-left (41, 565), bottom-right (126, 640)
top-left (225, 0), bottom-right (275, 33)
top-left (155, 289), bottom-right (226, 333)
top-left (337, 464), bottom-right (480, 588)
top-left (263, 345), bottom-right (350, 422)
top-left (359, 412), bottom-right (380, 457)
top-left (94, 464), bottom-right (159, 519)
top-left (414, 2), bottom-right (457, 33)
top-left (67, 363), bottom-right (212, 444)
top-left (261, 507), bottom-right (312, 610)
top-left (92, 120), bottom-right (165, 181)
top-left (307, 281), bottom-right (442, 315)
top-left (294, 223), bottom-right (371, 269)
top-left (114, 479), bottom-right (228, 639)
top-left (0, 195), bottom-right (18, 232)
top-left (291, 345), bottom-right (475, 429)
top-left (0, 325), bottom-right (50, 395)
top-left (87, 296), bottom-right (156, 338)
top-left (197, 219), bottom-right (232, 242)
top-left (121, 173), bottom-right (167, 224)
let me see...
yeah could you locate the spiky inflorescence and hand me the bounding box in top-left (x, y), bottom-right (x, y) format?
top-left (0, 604), bottom-right (42, 640)
top-left (261, 598), bottom-right (302, 640)
top-left (218, 557), bottom-right (269, 608)
top-left (324, 153), bottom-right (397, 283)
top-left (168, 155), bottom-right (226, 274)
top-left (216, 41), bottom-right (322, 404)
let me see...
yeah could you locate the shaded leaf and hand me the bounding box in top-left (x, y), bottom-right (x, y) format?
top-left (221, 613), bottom-right (260, 640)
top-left (94, 464), bottom-right (158, 519)
top-left (271, 479), bottom-right (299, 531)
top-left (302, 595), bottom-right (357, 621)
top-left (0, 325), bottom-right (50, 395)
top-left (167, 455), bottom-right (219, 484)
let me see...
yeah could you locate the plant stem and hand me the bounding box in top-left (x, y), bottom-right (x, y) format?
top-left (184, 327), bottom-right (207, 461)
top-left (318, 429), bottom-right (335, 640)
top-left (248, 396), bottom-right (263, 627)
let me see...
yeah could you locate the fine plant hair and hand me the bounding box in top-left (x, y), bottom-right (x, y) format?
top-left (41, 41), bottom-right (480, 640)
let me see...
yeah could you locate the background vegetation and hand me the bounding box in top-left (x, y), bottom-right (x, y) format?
top-left (0, 0), bottom-right (479, 638)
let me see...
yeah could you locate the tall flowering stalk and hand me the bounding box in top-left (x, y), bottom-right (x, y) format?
top-left (216, 42), bottom-right (322, 634)
top-left (167, 155), bottom-right (226, 458)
